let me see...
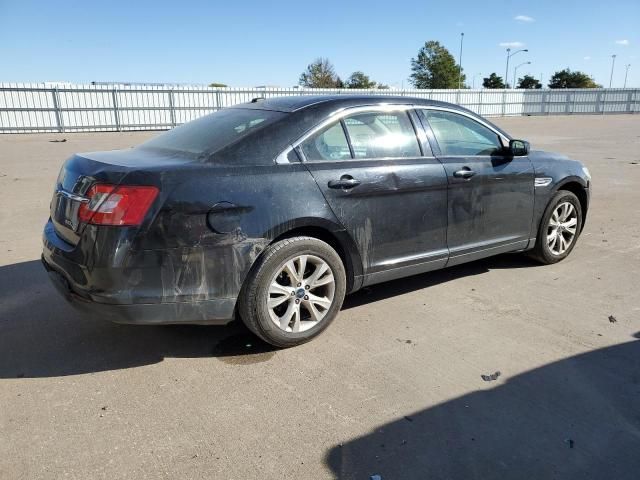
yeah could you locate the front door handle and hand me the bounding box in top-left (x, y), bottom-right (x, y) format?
top-left (453, 168), bottom-right (476, 179)
top-left (328, 176), bottom-right (361, 189)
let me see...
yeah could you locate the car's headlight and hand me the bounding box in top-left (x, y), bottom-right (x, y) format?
top-left (582, 166), bottom-right (591, 180)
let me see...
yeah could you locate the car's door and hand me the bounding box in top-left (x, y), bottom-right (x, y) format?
top-left (417, 108), bottom-right (535, 266)
top-left (296, 106), bottom-right (449, 285)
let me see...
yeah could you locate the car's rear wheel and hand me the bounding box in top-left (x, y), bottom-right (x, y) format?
top-left (238, 236), bottom-right (346, 347)
top-left (530, 190), bottom-right (582, 264)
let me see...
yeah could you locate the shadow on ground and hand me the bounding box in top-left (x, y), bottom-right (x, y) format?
top-left (325, 336), bottom-right (640, 480)
top-left (0, 255), bottom-right (539, 378)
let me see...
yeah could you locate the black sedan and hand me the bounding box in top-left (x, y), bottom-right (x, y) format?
top-left (43, 95), bottom-right (591, 347)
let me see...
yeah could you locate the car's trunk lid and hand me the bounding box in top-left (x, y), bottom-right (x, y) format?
top-left (50, 147), bottom-right (196, 246)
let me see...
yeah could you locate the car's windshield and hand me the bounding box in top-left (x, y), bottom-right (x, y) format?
top-left (140, 108), bottom-right (286, 157)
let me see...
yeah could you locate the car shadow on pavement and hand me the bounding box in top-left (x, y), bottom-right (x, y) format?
top-left (0, 260), bottom-right (275, 378)
top-left (0, 254), bottom-right (539, 378)
top-left (343, 253), bottom-right (540, 310)
top-left (325, 336), bottom-right (640, 480)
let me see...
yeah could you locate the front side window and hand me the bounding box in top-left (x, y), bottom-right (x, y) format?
top-left (300, 122), bottom-right (351, 162)
top-left (424, 110), bottom-right (503, 156)
top-left (343, 111), bottom-right (421, 159)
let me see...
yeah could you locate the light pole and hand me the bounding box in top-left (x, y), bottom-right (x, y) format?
top-left (609, 55), bottom-right (617, 88)
top-left (458, 33), bottom-right (464, 89)
top-left (513, 61), bottom-right (531, 88)
top-left (505, 48), bottom-right (528, 88)
top-left (472, 73), bottom-right (482, 89)
top-left (624, 64), bottom-right (631, 88)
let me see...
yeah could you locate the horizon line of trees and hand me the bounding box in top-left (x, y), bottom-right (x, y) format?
top-left (213, 41), bottom-right (607, 90)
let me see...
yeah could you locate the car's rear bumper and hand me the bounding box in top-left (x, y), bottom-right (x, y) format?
top-left (42, 220), bottom-right (237, 325)
top-left (42, 257), bottom-right (235, 325)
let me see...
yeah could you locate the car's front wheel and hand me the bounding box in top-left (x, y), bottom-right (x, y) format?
top-left (530, 190), bottom-right (583, 264)
top-left (238, 236), bottom-right (347, 347)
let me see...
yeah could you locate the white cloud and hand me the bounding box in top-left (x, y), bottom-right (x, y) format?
top-left (499, 41), bottom-right (525, 48)
top-left (615, 39), bottom-right (630, 46)
top-left (514, 15), bottom-right (535, 22)
top-left (584, 56), bottom-right (591, 61)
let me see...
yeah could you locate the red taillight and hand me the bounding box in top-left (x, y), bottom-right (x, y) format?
top-left (78, 184), bottom-right (159, 226)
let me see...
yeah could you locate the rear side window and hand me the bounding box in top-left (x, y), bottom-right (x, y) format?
top-left (300, 122), bottom-right (351, 162)
top-left (424, 110), bottom-right (502, 156)
top-left (141, 108), bottom-right (286, 157)
top-left (343, 111), bottom-right (421, 159)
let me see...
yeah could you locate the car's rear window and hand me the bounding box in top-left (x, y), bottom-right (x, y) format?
top-left (140, 108), bottom-right (286, 157)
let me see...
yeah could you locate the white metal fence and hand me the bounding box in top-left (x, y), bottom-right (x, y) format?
top-left (1, 82), bottom-right (638, 133)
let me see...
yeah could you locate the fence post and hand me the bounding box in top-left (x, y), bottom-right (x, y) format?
top-left (111, 88), bottom-right (121, 131)
top-left (51, 87), bottom-right (64, 133)
top-left (168, 89), bottom-right (176, 127)
top-left (565, 92), bottom-right (571, 114)
top-left (501, 89), bottom-right (507, 116)
top-left (215, 89), bottom-right (222, 111)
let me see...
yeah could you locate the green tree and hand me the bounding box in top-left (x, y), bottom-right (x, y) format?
top-left (482, 73), bottom-right (506, 89)
top-left (299, 58), bottom-right (340, 88)
top-left (208, 82), bottom-right (227, 88)
top-left (410, 41), bottom-right (465, 89)
top-left (517, 75), bottom-right (542, 89)
top-left (548, 69), bottom-right (600, 88)
top-left (346, 71), bottom-right (377, 89)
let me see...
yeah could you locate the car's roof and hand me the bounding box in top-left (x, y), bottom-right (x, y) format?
top-left (232, 94), bottom-right (463, 113)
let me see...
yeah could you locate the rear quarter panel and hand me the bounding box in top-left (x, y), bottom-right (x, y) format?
top-left (130, 163), bottom-right (350, 303)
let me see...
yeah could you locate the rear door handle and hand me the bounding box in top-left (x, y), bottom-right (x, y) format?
top-left (328, 176), bottom-right (361, 189)
top-left (453, 168), bottom-right (476, 179)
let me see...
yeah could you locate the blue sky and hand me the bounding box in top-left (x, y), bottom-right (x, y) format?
top-left (1, 0), bottom-right (638, 88)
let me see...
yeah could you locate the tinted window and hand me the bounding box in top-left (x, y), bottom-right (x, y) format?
top-left (425, 110), bottom-right (502, 156)
top-left (300, 122), bottom-right (351, 162)
top-left (141, 108), bottom-right (286, 157)
top-left (343, 111), bottom-right (421, 159)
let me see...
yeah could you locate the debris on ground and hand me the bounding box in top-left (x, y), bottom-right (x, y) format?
top-left (403, 415), bottom-right (413, 423)
top-left (609, 315), bottom-right (617, 323)
top-left (481, 371), bottom-right (501, 382)
top-left (49, 139), bottom-right (67, 143)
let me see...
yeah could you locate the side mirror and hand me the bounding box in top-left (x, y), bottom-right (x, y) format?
top-left (509, 139), bottom-right (530, 156)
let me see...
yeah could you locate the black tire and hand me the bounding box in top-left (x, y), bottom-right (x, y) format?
top-left (238, 236), bottom-right (347, 348)
top-left (529, 190), bottom-right (583, 264)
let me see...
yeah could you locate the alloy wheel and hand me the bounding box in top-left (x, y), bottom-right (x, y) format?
top-left (267, 255), bottom-right (336, 333)
top-left (547, 201), bottom-right (578, 255)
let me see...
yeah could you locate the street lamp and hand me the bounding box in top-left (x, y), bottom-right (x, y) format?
top-left (458, 33), bottom-right (464, 89)
top-left (513, 61), bottom-right (532, 88)
top-left (609, 55), bottom-right (617, 88)
top-left (624, 64), bottom-right (631, 88)
top-left (505, 48), bottom-right (528, 88)
top-left (472, 73), bottom-right (482, 89)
